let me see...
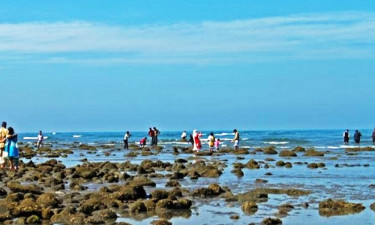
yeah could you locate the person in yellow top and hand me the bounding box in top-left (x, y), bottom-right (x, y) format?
top-left (0, 122), bottom-right (9, 168)
top-left (232, 129), bottom-right (240, 150)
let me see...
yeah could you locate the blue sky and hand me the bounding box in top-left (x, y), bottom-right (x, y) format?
top-left (1, 1), bottom-right (375, 132)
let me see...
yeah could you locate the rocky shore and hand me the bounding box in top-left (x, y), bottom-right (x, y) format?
top-left (0, 143), bottom-right (374, 224)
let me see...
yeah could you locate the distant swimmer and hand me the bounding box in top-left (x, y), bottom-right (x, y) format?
top-left (193, 130), bottom-right (202, 152)
top-left (372, 128), bottom-right (375, 144)
top-left (232, 129), bottom-right (240, 150)
top-left (123, 131), bottom-right (131, 149)
top-left (140, 137), bottom-right (147, 147)
top-left (6, 127), bottom-right (19, 171)
top-left (354, 130), bottom-right (362, 144)
top-left (0, 122), bottom-right (9, 169)
top-left (343, 129), bottom-right (349, 144)
top-left (37, 130), bottom-right (44, 149)
top-left (181, 131), bottom-right (187, 140)
top-left (208, 132), bottom-right (215, 152)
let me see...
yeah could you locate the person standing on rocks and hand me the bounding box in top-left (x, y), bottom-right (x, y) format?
top-left (208, 132), bottom-right (215, 152)
top-left (5, 127), bottom-right (19, 171)
top-left (123, 131), bottom-right (131, 149)
top-left (0, 122), bottom-right (9, 169)
top-left (372, 128), bottom-right (375, 144)
top-left (148, 128), bottom-right (155, 146)
top-left (354, 130), bottom-right (362, 144)
top-left (181, 131), bottom-right (187, 140)
top-left (153, 127), bottom-right (160, 146)
top-left (193, 130), bottom-right (202, 152)
top-left (188, 134), bottom-right (194, 147)
top-left (343, 129), bottom-right (350, 144)
top-left (232, 129), bottom-right (240, 150)
top-left (37, 130), bottom-right (44, 149)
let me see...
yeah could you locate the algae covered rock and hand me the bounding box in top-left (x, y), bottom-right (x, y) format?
top-left (36, 193), bottom-right (60, 208)
top-left (319, 199), bottom-right (365, 216)
top-left (262, 217), bottom-right (282, 225)
top-left (279, 150), bottom-right (297, 157)
top-left (303, 149), bottom-right (324, 157)
top-left (241, 201), bottom-right (258, 214)
top-left (263, 146), bottom-right (278, 155)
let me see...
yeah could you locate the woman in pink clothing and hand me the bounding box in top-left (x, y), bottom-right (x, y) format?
top-left (193, 130), bottom-right (202, 152)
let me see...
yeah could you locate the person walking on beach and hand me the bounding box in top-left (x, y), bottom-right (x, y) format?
top-left (140, 137), bottom-right (147, 147)
top-left (208, 132), bottom-right (215, 152)
top-left (0, 122), bottom-right (9, 169)
top-left (5, 127), bottom-right (19, 171)
top-left (232, 129), bottom-right (240, 150)
top-left (354, 130), bottom-right (362, 144)
top-left (181, 131), bottom-right (187, 140)
top-left (148, 128), bottom-right (155, 146)
top-left (37, 130), bottom-right (44, 149)
top-left (372, 128), bottom-right (375, 145)
top-left (153, 127), bottom-right (160, 146)
top-left (343, 129), bottom-right (350, 144)
top-left (193, 130), bottom-right (202, 152)
top-left (123, 131), bottom-right (131, 149)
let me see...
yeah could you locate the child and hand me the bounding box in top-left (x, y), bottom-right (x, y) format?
top-left (140, 137), bottom-right (147, 147)
top-left (6, 127), bottom-right (19, 171)
top-left (214, 138), bottom-right (221, 151)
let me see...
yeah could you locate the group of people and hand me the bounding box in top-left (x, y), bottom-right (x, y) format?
top-left (343, 129), bottom-right (375, 144)
top-left (123, 127), bottom-right (161, 149)
top-left (187, 129), bottom-right (240, 152)
top-left (0, 122), bottom-right (19, 171)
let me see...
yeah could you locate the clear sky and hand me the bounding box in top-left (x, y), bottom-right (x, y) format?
top-left (1, 0), bottom-right (374, 132)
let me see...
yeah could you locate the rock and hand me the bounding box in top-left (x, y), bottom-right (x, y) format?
top-left (143, 199), bottom-right (157, 211)
top-left (175, 158), bottom-right (188, 163)
top-left (72, 166), bottom-right (97, 179)
top-left (279, 203), bottom-right (294, 212)
top-left (263, 146), bottom-right (278, 155)
top-left (26, 215), bottom-right (40, 224)
top-left (235, 148), bottom-right (249, 154)
top-left (237, 191), bottom-right (268, 203)
top-left (262, 217), bottom-right (282, 225)
top-left (7, 182), bottom-right (43, 195)
top-left (13, 198), bottom-right (41, 217)
top-left (370, 202), bottom-right (375, 211)
top-left (284, 162), bottom-right (292, 168)
top-left (276, 161), bottom-right (285, 167)
top-left (293, 146), bottom-right (306, 152)
top-left (0, 188), bottom-right (7, 197)
top-left (41, 208), bottom-right (54, 220)
top-left (151, 219), bottom-right (172, 225)
top-left (0, 213), bottom-right (11, 222)
top-left (151, 190), bottom-right (169, 200)
top-left (230, 214), bottom-right (240, 220)
top-left (319, 199), bottom-right (365, 216)
top-left (241, 201), bottom-right (258, 214)
top-left (166, 180), bottom-right (181, 187)
top-left (36, 193), bottom-right (60, 208)
top-left (279, 150), bottom-right (297, 157)
top-left (255, 179), bottom-right (268, 183)
top-left (79, 198), bottom-right (106, 215)
top-left (129, 200), bottom-right (147, 214)
top-left (126, 177), bottom-right (156, 187)
top-left (303, 149), bottom-right (324, 157)
top-left (192, 183), bottom-right (225, 197)
top-left (114, 185), bottom-right (147, 201)
top-left (307, 163), bottom-right (318, 169)
top-left (246, 159), bottom-right (260, 169)
top-left (345, 147), bottom-right (375, 152)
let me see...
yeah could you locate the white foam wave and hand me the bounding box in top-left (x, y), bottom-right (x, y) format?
top-left (327, 146), bottom-right (340, 149)
top-left (23, 137), bottom-right (48, 140)
top-left (242, 138), bottom-right (249, 141)
top-left (73, 135), bottom-right (82, 138)
top-left (214, 133), bottom-right (233, 136)
top-left (264, 141), bottom-right (289, 145)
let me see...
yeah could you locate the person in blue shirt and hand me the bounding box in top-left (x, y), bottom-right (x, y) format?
top-left (5, 127), bottom-right (19, 171)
